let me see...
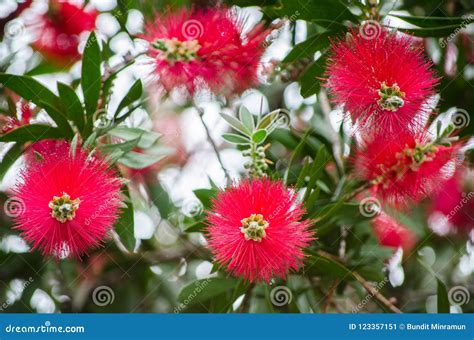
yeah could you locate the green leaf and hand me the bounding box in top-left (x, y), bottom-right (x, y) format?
top-left (82, 32), bottom-right (101, 116)
top-left (0, 124), bottom-right (63, 143)
top-left (238, 106), bottom-right (255, 132)
top-left (145, 179), bottom-right (173, 219)
top-left (283, 31), bottom-right (332, 62)
top-left (115, 186), bottom-right (135, 251)
top-left (177, 278), bottom-right (238, 305)
top-left (193, 188), bottom-right (218, 210)
top-left (118, 150), bottom-right (168, 169)
top-left (220, 112), bottom-right (251, 136)
top-left (114, 79), bottom-right (143, 118)
top-left (57, 82), bottom-right (85, 134)
top-left (39, 101), bottom-right (74, 138)
top-left (299, 56), bottom-right (327, 98)
top-left (99, 137), bottom-right (142, 160)
top-left (397, 25), bottom-right (465, 38)
top-left (257, 110), bottom-right (279, 130)
top-left (305, 251), bottom-right (355, 281)
top-left (0, 143), bottom-right (23, 180)
top-left (437, 278), bottom-right (450, 313)
top-left (222, 133), bottom-right (250, 145)
top-left (392, 14), bottom-right (470, 28)
top-left (0, 74), bottom-right (58, 109)
top-left (108, 127), bottom-right (161, 149)
top-left (252, 129), bottom-right (268, 144)
top-left (184, 220), bottom-right (206, 233)
top-left (264, 0), bottom-right (356, 28)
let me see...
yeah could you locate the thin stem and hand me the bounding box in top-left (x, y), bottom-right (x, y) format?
top-left (195, 106), bottom-right (232, 185)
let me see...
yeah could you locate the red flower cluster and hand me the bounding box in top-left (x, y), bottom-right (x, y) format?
top-left (142, 7), bottom-right (269, 97)
top-left (326, 24), bottom-right (464, 250)
top-left (372, 212), bottom-right (417, 252)
top-left (206, 178), bottom-right (313, 282)
top-left (326, 27), bottom-right (437, 133)
top-left (11, 142), bottom-right (123, 259)
top-left (32, 0), bottom-right (97, 66)
top-left (354, 131), bottom-right (460, 206)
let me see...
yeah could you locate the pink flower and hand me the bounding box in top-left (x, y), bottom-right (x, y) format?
top-left (354, 131), bottom-right (460, 206)
top-left (326, 26), bottom-right (437, 134)
top-left (430, 172), bottom-right (474, 233)
top-left (11, 142), bottom-right (123, 259)
top-left (32, 0), bottom-right (97, 66)
top-left (206, 178), bottom-right (313, 282)
top-left (372, 212), bottom-right (417, 252)
top-left (142, 7), bottom-right (269, 97)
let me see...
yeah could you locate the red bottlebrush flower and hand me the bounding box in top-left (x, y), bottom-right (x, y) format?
top-left (326, 26), bottom-right (437, 133)
top-left (354, 131), bottom-right (460, 206)
top-left (11, 143), bottom-right (123, 259)
top-left (142, 7), bottom-right (270, 97)
top-left (430, 172), bottom-right (474, 233)
top-left (24, 139), bottom-right (70, 164)
top-left (32, 0), bottom-right (97, 66)
top-left (206, 178), bottom-right (313, 282)
top-left (372, 212), bottom-right (417, 252)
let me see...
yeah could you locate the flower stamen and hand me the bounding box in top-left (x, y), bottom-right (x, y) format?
top-left (152, 38), bottom-right (200, 63)
top-left (49, 193), bottom-right (80, 223)
top-left (240, 214), bottom-right (268, 242)
top-left (377, 82), bottom-right (406, 112)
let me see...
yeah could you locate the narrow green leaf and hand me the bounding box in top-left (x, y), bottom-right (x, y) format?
top-left (99, 137), bottom-right (141, 156)
top-left (39, 101), bottom-right (74, 138)
top-left (222, 133), bottom-right (251, 145)
top-left (220, 112), bottom-right (251, 136)
top-left (115, 186), bottom-right (135, 251)
top-left (264, 0), bottom-right (356, 27)
top-left (194, 188), bottom-right (218, 210)
top-left (299, 56), bottom-right (327, 98)
top-left (82, 32), bottom-right (101, 116)
top-left (239, 106), bottom-right (255, 132)
top-left (118, 150), bottom-right (168, 169)
top-left (0, 74), bottom-right (58, 109)
top-left (0, 124), bottom-right (63, 143)
top-left (108, 127), bottom-right (161, 149)
top-left (437, 278), bottom-right (450, 313)
top-left (392, 14), bottom-right (470, 28)
top-left (257, 110), bottom-right (279, 130)
top-left (252, 129), bottom-right (268, 144)
top-left (0, 143), bottom-right (23, 180)
top-left (114, 79), bottom-right (143, 118)
top-left (283, 31), bottom-right (332, 62)
top-left (178, 278), bottom-right (238, 305)
top-left (57, 82), bottom-right (85, 134)
top-left (397, 25), bottom-right (465, 37)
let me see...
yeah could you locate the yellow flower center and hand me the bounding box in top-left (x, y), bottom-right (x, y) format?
top-left (377, 82), bottom-right (406, 112)
top-left (49, 193), bottom-right (80, 223)
top-left (240, 214), bottom-right (268, 242)
top-left (152, 38), bottom-right (201, 63)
